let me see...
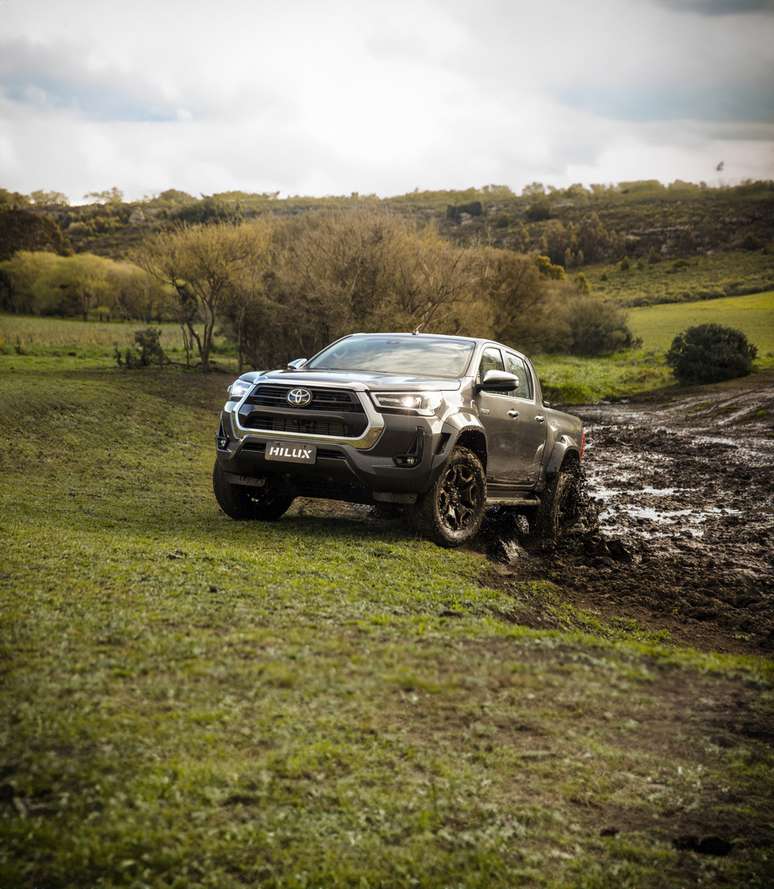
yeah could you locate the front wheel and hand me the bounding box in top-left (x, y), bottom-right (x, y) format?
top-left (212, 461), bottom-right (294, 521)
top-left (410, 446), bottom-right (487, 547)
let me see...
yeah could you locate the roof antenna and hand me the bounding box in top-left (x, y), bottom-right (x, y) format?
top-left (412, 324), bottom-right (423, 335)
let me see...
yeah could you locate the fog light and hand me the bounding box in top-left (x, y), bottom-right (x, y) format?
top-left (217, 435), bottom-right (229, 450)
top-left (393, 428), bottom-right (425, 467)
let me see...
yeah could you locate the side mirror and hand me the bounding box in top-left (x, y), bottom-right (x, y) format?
top-left (287, 358), bottom-right (307, 371)
top-left (478, 369), bottom-right (518, 392)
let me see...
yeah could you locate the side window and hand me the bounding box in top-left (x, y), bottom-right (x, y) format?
top-left (504, 353), bottom-right (533, 399)
top-left (478, 346), bottom-right (504, 379)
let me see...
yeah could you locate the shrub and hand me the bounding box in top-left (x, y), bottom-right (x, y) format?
top-left (534, 254), bottom-right (565, 280)
top-left (561, 293), bottom-right (639, 356)
top-left (526, 200), bottom-right (551, 222)
top-left (115, 327), bottom-right (168, 368)
top-left (666, 324), bottom-right (757, 385)
top-left (739, 233), bottom-right (765, 251)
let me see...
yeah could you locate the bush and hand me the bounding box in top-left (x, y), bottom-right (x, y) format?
top-left (526, 200), bottom-right (551, 222)
top-left (666, 324), bottom-right (757, 385)
top-left (115, 327), bottom-right (168, 368)
top-left (561, 293), bottom-right (639, 356)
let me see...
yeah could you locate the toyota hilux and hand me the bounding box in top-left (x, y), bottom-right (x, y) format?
top-left (213, 332), bottom-right (585, 546)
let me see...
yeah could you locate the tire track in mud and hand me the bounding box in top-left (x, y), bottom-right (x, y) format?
top-left (490, 372), bottom-right (774, 652)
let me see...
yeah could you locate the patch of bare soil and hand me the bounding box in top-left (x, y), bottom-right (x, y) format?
top-left (486, 372), bottom-right (774, 653)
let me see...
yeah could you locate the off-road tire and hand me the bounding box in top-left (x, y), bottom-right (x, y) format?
top-left (212, 461), bottom-right (294, 521)
top-left (411, 446), bottom-right (487, 547)
top-left (532, 462), bottom-right (581, 544)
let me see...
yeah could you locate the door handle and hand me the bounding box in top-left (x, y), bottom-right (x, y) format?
top-left (507, 410), bottom-right (519, 419)
top-left (535, 415), bottom-right (545, 423)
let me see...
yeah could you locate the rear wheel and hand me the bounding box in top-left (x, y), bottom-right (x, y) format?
top-left (532, 462), bottom-right (581, 543)
top-left (411, 446), bottom-right (486, 547)
top-left (212, 461), bottom-right (294, 521)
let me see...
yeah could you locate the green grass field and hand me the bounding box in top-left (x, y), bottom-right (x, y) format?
top-left (584, 251), bottom-right (774, 307)
top-left (0, 315), bottom-right (233, 370)
top-left (628, 290), bottom-right (774, 354)
top-left (2, 348), bottom-right (774, 886)
top-left (535, 290), bottom-right (774, 403)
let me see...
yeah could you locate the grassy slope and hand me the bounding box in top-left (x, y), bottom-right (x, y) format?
top-left (628, 291), bottom-right (774, 355)
top-left (0, 315), bottom-right (233, 370)
top-left (1, 360), bottom-right (772, 888)
top-left (584, 251), bottom-right (774, 307)
top-left (535, 290), bottom-right (774, 404)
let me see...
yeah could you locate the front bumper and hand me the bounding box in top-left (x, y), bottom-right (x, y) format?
top-left (216, 405), bottom-right (452, 502)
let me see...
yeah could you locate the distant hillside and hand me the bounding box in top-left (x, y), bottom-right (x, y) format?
top-left (2, 180), bottom-right (773, 269)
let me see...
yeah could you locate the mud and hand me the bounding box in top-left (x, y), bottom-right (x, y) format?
top-left (487, 371), bottom-right (774, 653)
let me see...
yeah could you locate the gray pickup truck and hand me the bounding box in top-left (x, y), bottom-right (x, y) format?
top-left (213, 333), bottom-right (585, 546)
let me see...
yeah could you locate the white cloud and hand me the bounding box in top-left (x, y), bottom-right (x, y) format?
top-left (0, 0), bottom-right (772, 200)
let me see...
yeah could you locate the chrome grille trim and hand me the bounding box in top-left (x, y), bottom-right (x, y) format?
top-left (228, 379), bottom-right (385, 449)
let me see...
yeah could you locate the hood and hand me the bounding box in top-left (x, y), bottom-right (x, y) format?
top-left (258, 368), bottom-right (462, 392)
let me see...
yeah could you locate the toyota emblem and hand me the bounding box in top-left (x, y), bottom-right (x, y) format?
top-left (287, 387), bottom-right (312, 407)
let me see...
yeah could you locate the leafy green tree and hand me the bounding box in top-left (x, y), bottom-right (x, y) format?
top-left (539, 220), bottom-right (573, 265)
top-left (526, 199), bottom-right (551, 222)
top-left (0, 210), bottom-right (70, 261)
top-left (576, 212), bottom-right (610, 263)
top-left (172, 196), bottom-right (241, 225)
top-left (0, 189), bottom-right (31, 209)
top-left (84, 187), bottom-right (124, 205)
top-left (155, 189), bottom-right (195, 205)
top-left (29, 190), bottom-right (70, 207)
top-left (522, 182), bottom-right (546, 197)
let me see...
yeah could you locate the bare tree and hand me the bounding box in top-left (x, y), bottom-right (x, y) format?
top-left (136, 223), bottom-right (257, 371)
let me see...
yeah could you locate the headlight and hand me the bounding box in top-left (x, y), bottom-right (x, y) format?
top-left (370, 392), bottom-right (443, 417)
top-left (227, 378), bottom-right (253, 401)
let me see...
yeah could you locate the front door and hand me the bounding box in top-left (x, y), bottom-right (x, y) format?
top-left (476, 346), bottom-right (523, 484)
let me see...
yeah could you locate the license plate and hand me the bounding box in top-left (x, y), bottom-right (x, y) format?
top-left (265, 441), bottom-right (317, 464)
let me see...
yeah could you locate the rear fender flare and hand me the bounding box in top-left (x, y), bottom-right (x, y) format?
top-left (544, 435), bottom-right (580, 479)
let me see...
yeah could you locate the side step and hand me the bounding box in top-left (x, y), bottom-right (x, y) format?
top-left (486, 495), bottom-right (541, 507)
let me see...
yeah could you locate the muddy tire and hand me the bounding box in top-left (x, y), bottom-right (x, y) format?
top-left (532, 463), bottom-right (582, 544)
top-left (212, 461), bottom-right (294, 521)
top-left (410, 446), bottom-right (487, 547)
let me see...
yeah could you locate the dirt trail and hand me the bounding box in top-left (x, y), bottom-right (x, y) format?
top-left (493, 371), bottom-right (774, 652)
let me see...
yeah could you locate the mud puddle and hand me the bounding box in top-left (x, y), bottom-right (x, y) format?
top-left (486, 372), bottom-right (774, 652)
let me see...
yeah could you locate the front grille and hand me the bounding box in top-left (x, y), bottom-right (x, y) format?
top-left (241, 412), bottom-right (367, 437)
top-left (245, 384), bottom-right (364, 413)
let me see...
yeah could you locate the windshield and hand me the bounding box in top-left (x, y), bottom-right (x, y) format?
top-left (306, 335), bottom-right (475, 378)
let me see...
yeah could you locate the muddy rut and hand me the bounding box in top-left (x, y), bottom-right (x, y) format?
top-left (490, 371), bottom-right (774, 653)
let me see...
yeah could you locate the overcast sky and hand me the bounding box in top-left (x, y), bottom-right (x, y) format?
top-left (1, 0), bottom-right (773, 201)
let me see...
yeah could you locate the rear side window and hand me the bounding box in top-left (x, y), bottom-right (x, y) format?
top-left (479, 346), bottom-right (504, 378)
top-left (504, 353), bottom-right (533, 399)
